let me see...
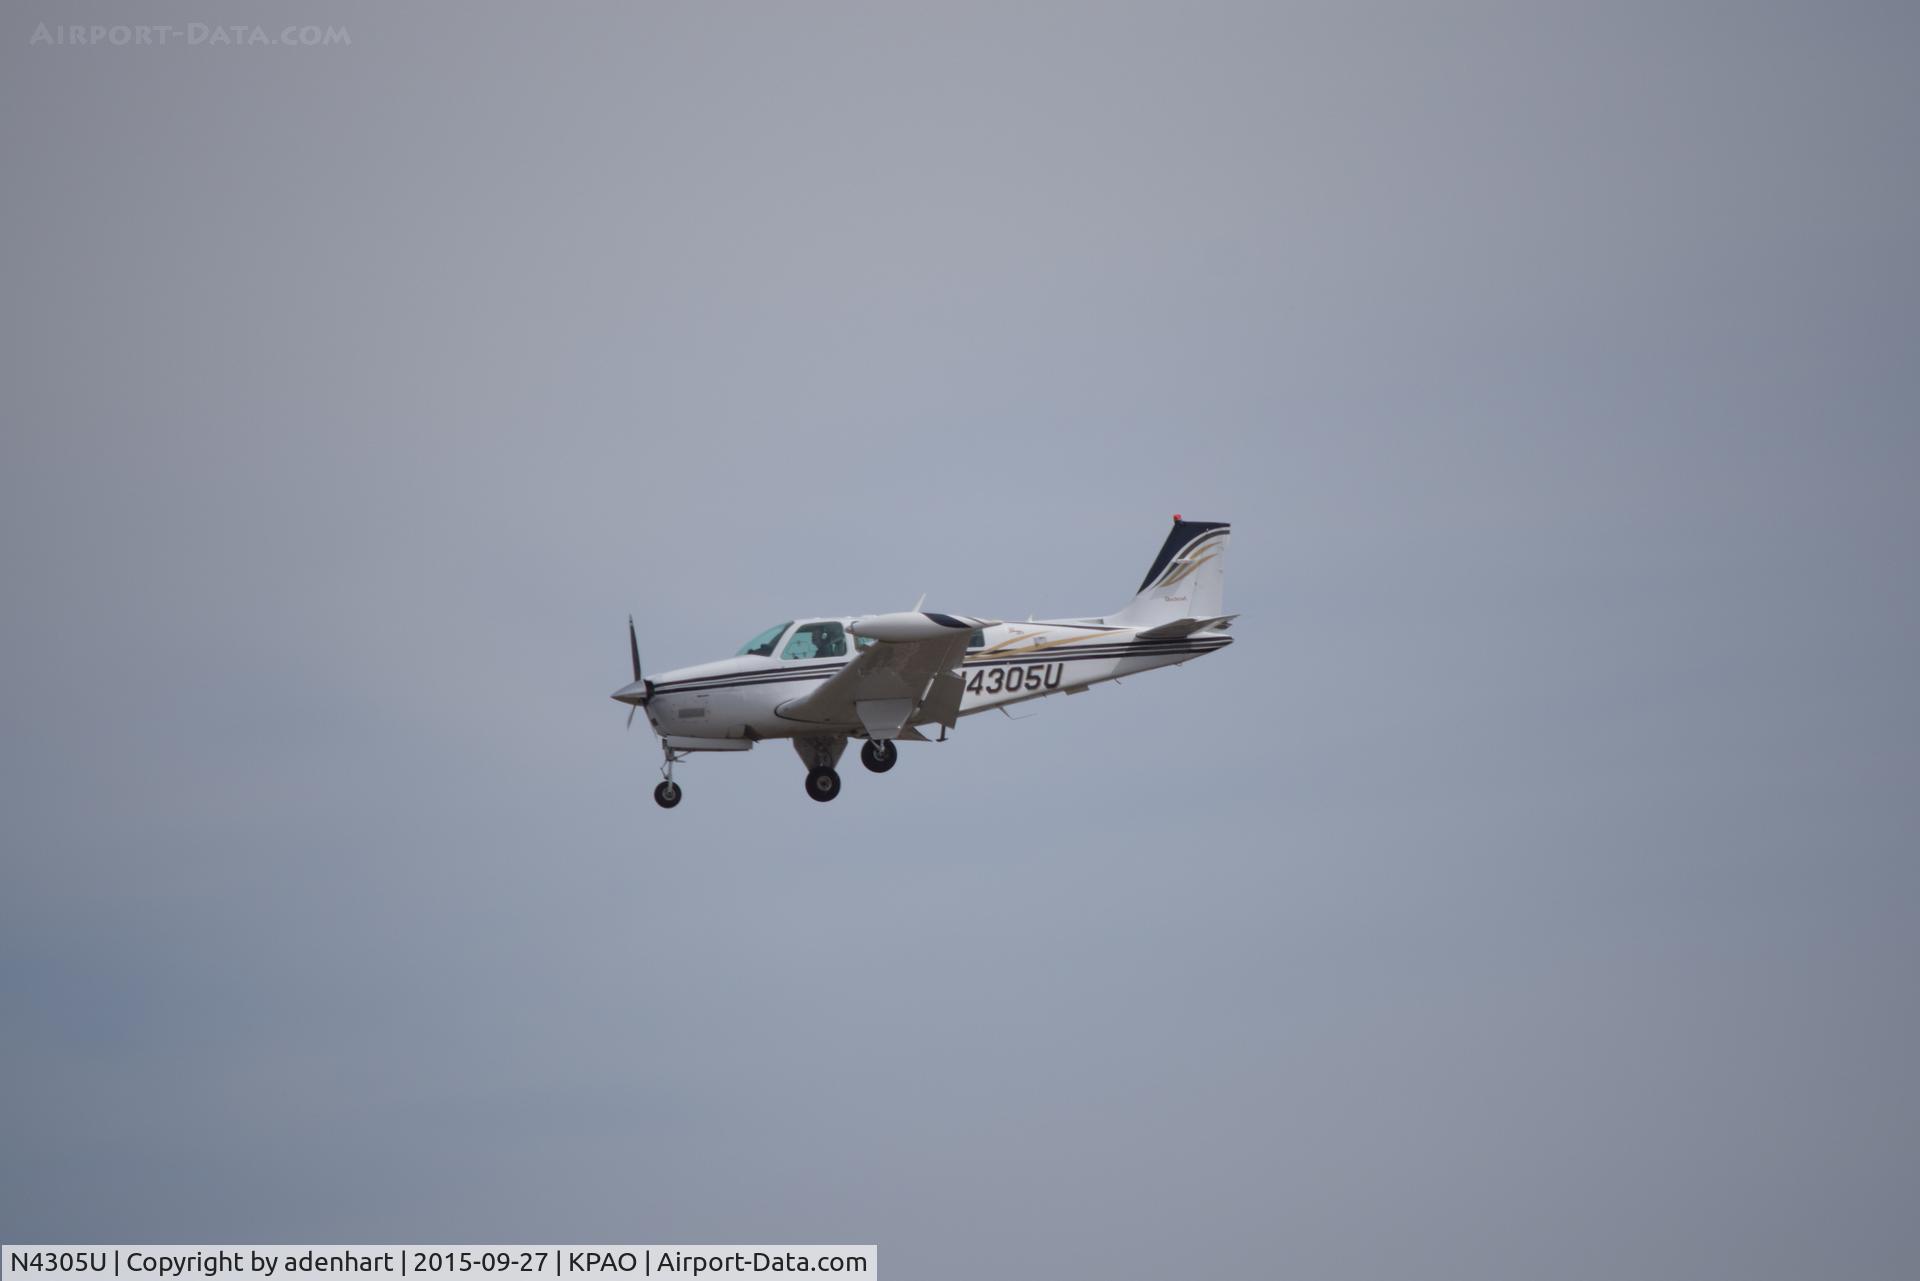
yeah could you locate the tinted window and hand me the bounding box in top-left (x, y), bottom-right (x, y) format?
top-left (968, 629), bottom-right (986, 650)
top-left (737, 621), bottom-right (792, 657)
top-left (781, 620), bottom-right (847, 660)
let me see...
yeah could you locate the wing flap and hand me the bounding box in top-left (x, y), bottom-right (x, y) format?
top-left (919, 670), bottom-right (965, 730)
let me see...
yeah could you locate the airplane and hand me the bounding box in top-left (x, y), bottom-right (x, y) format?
top-left (613, 516), bottom-right (1235, 807)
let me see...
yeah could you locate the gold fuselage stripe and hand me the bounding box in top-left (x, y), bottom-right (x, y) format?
top-left (973, 627), bottom-right (1127, 659)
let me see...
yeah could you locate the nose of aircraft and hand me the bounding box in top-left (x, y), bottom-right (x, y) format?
top-left (611, 680), bottom-right (650, 706)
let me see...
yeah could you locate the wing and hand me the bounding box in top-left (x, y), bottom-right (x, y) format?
top-left (776, 611), bottom-right (992, 739)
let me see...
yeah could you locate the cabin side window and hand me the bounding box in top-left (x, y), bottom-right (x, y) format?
top-left (781, 620), bottom-right (847, 660)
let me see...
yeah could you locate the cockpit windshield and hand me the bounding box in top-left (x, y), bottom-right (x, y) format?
top-left (736, 621), bottom-right (792, 657)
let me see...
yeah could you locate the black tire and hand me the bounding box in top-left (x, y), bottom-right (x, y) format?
top-left (860, 739), bottom-right (898, 774)
top-left (805, 766), bottom-right (841, 802)
top-left (653, 781), bottom-right (682, 809)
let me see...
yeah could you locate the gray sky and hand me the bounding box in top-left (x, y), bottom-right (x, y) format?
top-left (3, 3), bottom-right (1917, 1277)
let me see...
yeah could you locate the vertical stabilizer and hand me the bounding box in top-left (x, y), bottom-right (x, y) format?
top-left (1107, 518), bottom-right (1231, 626)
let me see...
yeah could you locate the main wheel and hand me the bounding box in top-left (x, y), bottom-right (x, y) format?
top-left (860, 739), bottom-right (898, 774)
top-left (805, 766), bottom-right (841, 802)
top-left (653, 780), bottom-right (682, 809)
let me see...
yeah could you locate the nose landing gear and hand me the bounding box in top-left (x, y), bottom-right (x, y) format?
top-left (860, 739), bottom-right (898, 774)
top-left (805, 767), bottom-right (841, 802)
top-left (654, 744), bottom-right (688, 808)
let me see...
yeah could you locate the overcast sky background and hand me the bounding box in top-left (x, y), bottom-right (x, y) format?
top-left (3, 3), bottom-right (1917, 1277)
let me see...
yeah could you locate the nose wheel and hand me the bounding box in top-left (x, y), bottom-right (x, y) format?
top-left (860, 739), bottom-right (898, 774)
top-left (805, 766), bottom-right (841, 802)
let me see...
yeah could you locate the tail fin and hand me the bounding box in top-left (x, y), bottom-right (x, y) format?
top-left (1107, 517), bottom-right (1231, 626)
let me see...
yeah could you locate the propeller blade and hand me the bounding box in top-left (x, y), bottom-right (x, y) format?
top-left (627, 705), bottom-right (637, 730)
top-left (629, 615), bottom-right (642, 682)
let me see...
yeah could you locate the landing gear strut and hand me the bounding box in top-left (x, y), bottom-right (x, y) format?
top-left (860, 739), bottom-right (898, 774)
top-left (654, 744), bottom-right (688, 809)
top-left (805, 767), bottom-right (841, 802)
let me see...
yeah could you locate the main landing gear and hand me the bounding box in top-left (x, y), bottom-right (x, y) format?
top-left (805, 767), bottom-right (841, 802)
top-left (794, 735), bottom-right (849, 803)
top-left (803, 738), bottom-right (894, 800)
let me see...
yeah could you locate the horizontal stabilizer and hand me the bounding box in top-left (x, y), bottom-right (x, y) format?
top-left (1135, 614), bottom-right (1238, 640)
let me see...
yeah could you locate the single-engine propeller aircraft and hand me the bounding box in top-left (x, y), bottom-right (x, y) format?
top-left (614, 516), bottom-right (1234, 807)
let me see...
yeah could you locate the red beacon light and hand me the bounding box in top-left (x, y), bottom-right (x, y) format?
top-left (1172, 512), bottom-right (1182, 522)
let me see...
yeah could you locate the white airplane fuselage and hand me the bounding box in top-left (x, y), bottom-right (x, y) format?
top-left (637, 619), bottom-right (1233, 744)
